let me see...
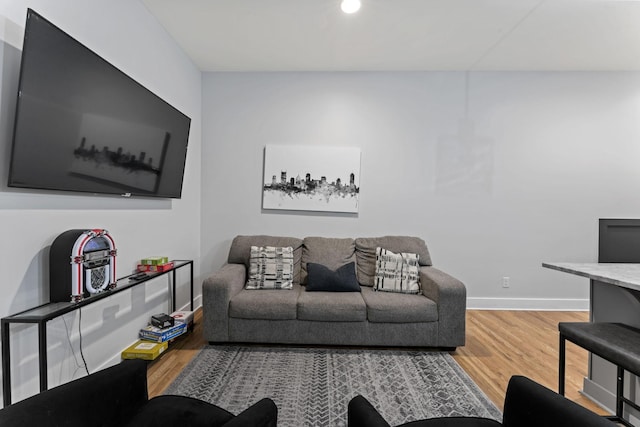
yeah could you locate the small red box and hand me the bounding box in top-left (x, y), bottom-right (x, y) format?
top-left (137, 261), bottom-right (174, 273)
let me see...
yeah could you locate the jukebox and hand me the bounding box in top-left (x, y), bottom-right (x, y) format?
top-left (49, 229), bottom-right (117, 303)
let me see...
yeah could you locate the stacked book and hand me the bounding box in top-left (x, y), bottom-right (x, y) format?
top-left (121, 310), bottom-right (194, 361)
top-left (137, 256), bottom-right (174, 273)
top-left (170, 310), bottom-right (195, 331)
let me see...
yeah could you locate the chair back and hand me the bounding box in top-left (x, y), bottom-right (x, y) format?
top-left (502, 376), bottom-right (614, 427)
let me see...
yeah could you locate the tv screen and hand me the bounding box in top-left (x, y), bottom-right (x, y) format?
top-left (8, 9), bottom-right (191, 198)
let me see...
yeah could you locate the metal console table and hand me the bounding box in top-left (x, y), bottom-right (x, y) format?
top-left (1, 259), bottom-right (193, 406)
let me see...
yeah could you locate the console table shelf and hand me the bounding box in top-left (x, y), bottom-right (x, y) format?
top-left (1, 259), bottom-right (193, 406)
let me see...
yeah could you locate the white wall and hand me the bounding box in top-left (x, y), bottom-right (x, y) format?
top-left (201, 71), bottom-right (640, 310)
top-left (2, 1), bottom-right (640, 408)
top-left (0, 1), bottom-right (202, 404)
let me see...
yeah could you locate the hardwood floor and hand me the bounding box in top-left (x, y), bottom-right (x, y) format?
top-left (147, 309), bottom-right (607, 415)
top-left (146, 309), bottom-right (207, 397)
top-left (451, 310), bottom-right (606, 414)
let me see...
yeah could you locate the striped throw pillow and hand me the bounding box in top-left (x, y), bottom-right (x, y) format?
top-left (246, 246), bottom-right (294, 290)
top-left (374, 247), bottom-right (420, 294)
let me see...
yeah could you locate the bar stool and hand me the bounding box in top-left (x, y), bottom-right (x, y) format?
top-left (559, 322), bottom-right (640, 427)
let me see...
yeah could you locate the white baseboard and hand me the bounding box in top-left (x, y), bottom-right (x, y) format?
top-left (582, 377), bottom-right (615, 414)
top-left (467, 297), bottom-right (589, 311)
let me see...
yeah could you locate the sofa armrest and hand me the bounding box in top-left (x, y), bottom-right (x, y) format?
top-left (0, 360), bottom-right (148, 427)
top-left (202, 263), bottom-right (246, 342)
top-left (420, 266), bottom-right (466, 347)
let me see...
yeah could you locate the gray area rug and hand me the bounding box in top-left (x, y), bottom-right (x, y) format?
top-left (165, 345), bottom-right (502, 427)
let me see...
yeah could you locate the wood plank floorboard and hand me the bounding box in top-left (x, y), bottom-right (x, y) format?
top-left (451, 310), bottom-right (606, 414)
top-left (147, 308), bottom-right (607, 416)
top-left (146, 308), bottom-right (206, 398)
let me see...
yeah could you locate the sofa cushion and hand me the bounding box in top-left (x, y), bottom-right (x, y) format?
top-left (297, 290), bottom-right (366, 322)
top-left (246, 246), bottom-right (294, 289)
top-left (373, 248), bottom-right (421, 294)
top-left (306, 262), bottom-right (361, 292)
top-left (230, 284), bottom-right (302, 320)
top-left (361, 287), bottom-right (438, 323)
top-left (228, 235), bottom-right (303, 284)
top-left (301, 237), bottom-right (356, 284)
top-left (355, 236), bottom-right (432, 286)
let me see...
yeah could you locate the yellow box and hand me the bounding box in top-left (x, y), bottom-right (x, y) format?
top-left (121, 340), bottom-right (168, 361)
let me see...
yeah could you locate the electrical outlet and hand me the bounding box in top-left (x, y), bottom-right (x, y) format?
top-left (502, 277), bottom-right (510, 288)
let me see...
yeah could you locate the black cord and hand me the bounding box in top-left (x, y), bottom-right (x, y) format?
top-left (78, 307), bottom-right (90, 375)
top-left (61, 315), bottom-right (84, 379)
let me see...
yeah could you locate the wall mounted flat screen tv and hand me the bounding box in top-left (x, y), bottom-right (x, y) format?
top-left (8, 9), bottom-right (191, 198)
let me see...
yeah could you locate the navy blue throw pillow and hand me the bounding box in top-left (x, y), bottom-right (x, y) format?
top-left (306, 262), bottom-right (361, 292)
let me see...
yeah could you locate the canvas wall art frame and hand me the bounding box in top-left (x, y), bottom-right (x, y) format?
top-left (262, 145), bottom-right (361, 213)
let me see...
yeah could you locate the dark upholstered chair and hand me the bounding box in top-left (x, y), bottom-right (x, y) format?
top-left (0, 359), bottom-right (277, 427)
top-left (348, 375), bottom-right (614, 427)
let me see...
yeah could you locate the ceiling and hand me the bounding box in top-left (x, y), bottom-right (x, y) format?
top-left (141, 0), bottom-right (640, 72)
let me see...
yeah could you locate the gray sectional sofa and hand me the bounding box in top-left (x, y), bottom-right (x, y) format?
top-left (202, 235), bottom-right (466, 348)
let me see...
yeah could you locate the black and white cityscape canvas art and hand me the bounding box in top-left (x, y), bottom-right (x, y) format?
top-left (262, 145), bottom-right (361, 213)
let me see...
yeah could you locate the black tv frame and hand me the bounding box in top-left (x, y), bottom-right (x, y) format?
top-left (7, 9), bottom-right (190, 199)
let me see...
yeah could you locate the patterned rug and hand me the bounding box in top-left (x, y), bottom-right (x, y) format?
top-left (165, 345), bottom-right (502, 427)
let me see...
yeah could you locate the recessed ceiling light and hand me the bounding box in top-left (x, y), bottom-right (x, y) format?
top-left (341, 0), bottom-right (361, 14)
